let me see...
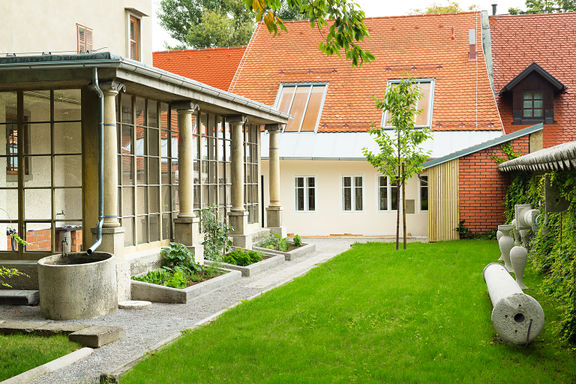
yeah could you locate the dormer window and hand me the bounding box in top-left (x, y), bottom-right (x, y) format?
top-left (500, 62), bottom-right (566, 125)
top-left (382, 79), bottom-right (435, 128)
top-left (522, 91), bottom-right (543, 119)
top-left (275, 83), bottom-right (328, 132)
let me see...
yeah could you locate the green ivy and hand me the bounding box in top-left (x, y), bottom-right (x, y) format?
top-left (506, 170), bottom-right (576, 344)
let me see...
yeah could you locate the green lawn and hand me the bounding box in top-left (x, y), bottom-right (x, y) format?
top-left (0, 333), bottom-right (79, 381)
top-left (122, 241), bottom-right (576, 383)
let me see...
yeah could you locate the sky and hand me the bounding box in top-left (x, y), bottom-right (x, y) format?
top-left (151, 0), bottom-right (527, 50)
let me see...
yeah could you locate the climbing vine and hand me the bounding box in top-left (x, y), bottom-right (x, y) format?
top-left (490, 142), bottom-right (523, 164)
top-left (505, 170), bottom-right (576, 344)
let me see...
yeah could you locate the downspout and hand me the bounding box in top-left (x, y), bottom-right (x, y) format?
top-left (87, 67), bottom-right (104, 255)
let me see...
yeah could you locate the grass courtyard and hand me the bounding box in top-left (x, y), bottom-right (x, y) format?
top-left (122, 240), bottom-right (576, 383)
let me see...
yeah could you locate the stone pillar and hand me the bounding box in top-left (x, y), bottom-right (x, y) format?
top-left (94, 81), bottom-right (129, 302)
top-left (266, 124), bottom-right (285, 237)
top-left (172, 101), bottom-right (203, 263)
top-left (228, 115), bottom-right (251, 248)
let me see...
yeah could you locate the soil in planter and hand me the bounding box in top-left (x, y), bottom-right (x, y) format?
top-left (132, 267), bottom-right (224, 289)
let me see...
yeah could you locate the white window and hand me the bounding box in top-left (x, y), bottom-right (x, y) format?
top-left (342, 176), bottom-right (363, 211)
top-left (419, 175), bottom-right (428, 212)
top-left (129, 15), bottom-right (141, 61)
top-left (76, 24), bottom-right (93, 53)
top-left (378, 176), bottom-right (398, 211)
top-left (382, 79), bottom-right (435, 128)
top-left (275, 83), bottom-right (328, 132)
top-left (295, 176), bottom-right (315, 211)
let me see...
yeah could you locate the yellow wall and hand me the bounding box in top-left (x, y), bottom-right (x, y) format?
top-left (261, 159), bottom-right (429, 237)
top-left (0, 0), bottom-right (153, 65)
top-left (428, 159), bottom-right (459, 242)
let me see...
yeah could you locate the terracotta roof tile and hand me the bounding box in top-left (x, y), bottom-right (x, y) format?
top-left (230, 12), bottom-right (502, 133)
top-left (490, 13), bottom-right (576, 147)
top-left (153, 46), bottom-right (246, 91)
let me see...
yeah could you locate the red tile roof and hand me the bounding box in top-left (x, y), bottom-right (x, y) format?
top-left (490, 13), bottom-right (576, 147)
top-left (153, 46), bottom-right (246, 91)
top-left (230, 12), bottom-right (502, 133)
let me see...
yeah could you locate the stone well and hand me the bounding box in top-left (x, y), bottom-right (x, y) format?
top-left (38, 252), bottom-right (117, 320)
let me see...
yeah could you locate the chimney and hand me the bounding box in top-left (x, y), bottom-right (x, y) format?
top-left (468, 29), bottom-right (477, 61)
top-left (492, 4), bottom-right (497, 15)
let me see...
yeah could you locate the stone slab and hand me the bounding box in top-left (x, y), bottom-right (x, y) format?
top-left (0, 320), bottom-right (48, 334)
top-left (118, 300), bottom-right (152, 310)
top-left (205, 254), bottom-right (285, 277)
top-left (0, 290), bottom-right (39, 306)
top-left (253, 242), bottom-right (317, 261)
top-left (2, 347), bottom-right (93, 384)
top-left (69, 326), bottom-right (124, 348)
top-left (35, 323), bottom-right (89, 336)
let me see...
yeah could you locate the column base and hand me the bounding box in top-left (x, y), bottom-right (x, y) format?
top-left (228, 210), bottom-right (252, 248)
top-left (91, 226), bottom-right (129, 302)
top-left (266, 206), bottom-right (283, 228)
top-left (174, 216), bottom-right (204, 264)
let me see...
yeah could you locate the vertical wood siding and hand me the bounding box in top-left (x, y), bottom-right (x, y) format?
top-left (428, 159), bottom-right (460, 242)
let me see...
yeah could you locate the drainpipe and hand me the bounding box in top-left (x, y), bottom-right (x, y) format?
top-left (87, 67), bottom-right (104, 255)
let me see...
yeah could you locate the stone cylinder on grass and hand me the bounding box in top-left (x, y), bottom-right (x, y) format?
top-left (483, 262), bottom-right (544, 344)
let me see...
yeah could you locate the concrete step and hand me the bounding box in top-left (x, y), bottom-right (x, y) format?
top-left (0, 289), bottom-right (39, 305)
top-left (69, 325), bottom-right (124, 348)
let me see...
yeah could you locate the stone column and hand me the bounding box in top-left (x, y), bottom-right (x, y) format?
top-left (228, 115), bottom-right (251, 248)
top-left (266, 124), bottom-right (285, 236)
top-left (172, 102), bottom-right (203, 263)
top-left (93, 81), bottom-right (129, 302)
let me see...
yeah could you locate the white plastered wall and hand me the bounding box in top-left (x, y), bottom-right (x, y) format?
top-left (261, 159), bottom-right (429, 238)
top-left (0, 0), bottom-right (153, 64)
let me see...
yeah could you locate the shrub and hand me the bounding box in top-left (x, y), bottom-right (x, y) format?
top-left (293, 234), bottom-right (303, 247)
top-left (199, 205), bottom-right (233, 261)
top-left (161, 242), bottom-right (201, 274)
top-left (223, 249), bottom-right (263, 266)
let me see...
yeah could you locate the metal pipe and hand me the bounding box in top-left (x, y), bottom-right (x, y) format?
top-left (87, 67), bottom-right (104, 255)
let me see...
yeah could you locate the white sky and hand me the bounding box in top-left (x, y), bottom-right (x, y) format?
top-left (151, 0), bottom-right (527, 50)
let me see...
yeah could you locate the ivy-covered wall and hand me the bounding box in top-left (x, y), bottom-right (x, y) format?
top-left (505, 171), bottom-right (576, 345)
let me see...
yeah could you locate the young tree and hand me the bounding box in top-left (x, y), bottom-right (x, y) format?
top-left (363, 78), bottom-right (432, 250)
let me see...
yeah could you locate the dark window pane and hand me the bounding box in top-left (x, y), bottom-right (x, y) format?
top-left (344, 188), bottom-right (351, 211)
top-left (355, 186), bottom-right (363, 210)
top-left (308, 185), bottom-right (315, 211)
top-left (296, 187), bottom-right (304, 211)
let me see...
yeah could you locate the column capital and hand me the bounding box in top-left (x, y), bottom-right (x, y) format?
top-left (227, 115), bottom-right (248, 125)
top-left (100, 80), bottom-right (126, 95)
top-left (172, 101), bottom-right (200, 113)
top-left (265, 123), bottom-right (283, 132)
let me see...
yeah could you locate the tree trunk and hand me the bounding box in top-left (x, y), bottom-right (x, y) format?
top-left (396, 133), bottom-right (401, 251)
top-left (402, 162), bottom-right (407, 249)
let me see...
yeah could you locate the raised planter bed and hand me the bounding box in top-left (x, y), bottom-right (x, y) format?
top-left (253, 243), bottom-right (316, 261)
top-left (131, 269), bottom-right (241, 304)
top-left (205, 253), bottom-right (285, 277)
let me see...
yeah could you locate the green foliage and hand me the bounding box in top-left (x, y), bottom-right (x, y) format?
top-left (257, 233), bottom-right (292, 251)
top-left (161, 242), bottom-right (201, 273)
top-left (456, 220), bottom-right (496, 240)
top-left (509, 0), bottom-right (576, 14)
top-left (292, 234), bottom-right (303, 247)
top-left (223, 249), bottom-right (263, 266)
top-left (411, 1), bottom-right (475, 14)
top-left (199, 205), bottom-right (233, 261)
top-left (247, 0), bottom-right (374, 66)
top-left (0, 266), bottom-right (26, 288)
top-left (159, 0), bottom-right (255, 48)
top-left (505, 170), bottom-right (576, 344)
top-left (490, 143), bottom-right (523, 164)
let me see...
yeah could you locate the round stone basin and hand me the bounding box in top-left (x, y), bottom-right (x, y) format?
top-left (38, 252), bottom-right (117, 320)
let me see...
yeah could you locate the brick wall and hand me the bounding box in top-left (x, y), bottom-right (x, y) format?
top-left (458, 136), bottom-right (529, 234)
top-left (7, 228), bottom-right (83, 252)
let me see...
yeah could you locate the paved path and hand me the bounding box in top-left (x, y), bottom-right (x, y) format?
top-left (1, 238), bottom-right (363, 384)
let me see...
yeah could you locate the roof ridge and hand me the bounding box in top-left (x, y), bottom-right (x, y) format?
top-left (490, 11), bottom-right (576, 18)
top-left (273, 11), bottom-right (481, 25)
top-left (153, 46), bottom-right (247, 55)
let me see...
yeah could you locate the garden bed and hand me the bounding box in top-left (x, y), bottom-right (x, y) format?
top-left (131, 268), bottom-right (241, 304)
top-left (253, 242), bottom-right (316, 261)
top-left (206, 253), bottom-right (285, 277)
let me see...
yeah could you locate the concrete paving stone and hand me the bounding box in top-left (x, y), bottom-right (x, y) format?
top-left (35, 323), bottom-right (90, 336)
top-left (118, 300), bottom-right (152, 310)
top-left (69, 325), bottom-right (124, 348)
top-left (0, 290), bottom-right (40, 305)
top-left (0, 320), bottom-right (48, 334)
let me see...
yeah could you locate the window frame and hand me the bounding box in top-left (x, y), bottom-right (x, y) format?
top-left (381, 78), bottom-right (435, 129)
top-left (273, 83), bottom-right (328, 133)
top-left (129, 15), bottom-right (141, 61)
top-left (76, 24), bottom-right (93, 53)
top-left (294, 176), bottom-right (316, 212)
top-left (342, 175), bottom-right (364, 212)
top-left (377, 175), bottom-right (399, 212)
top-left (418, 174), bottom-right (428, 212)
top-left (521, 91), bottom-right (544, 120)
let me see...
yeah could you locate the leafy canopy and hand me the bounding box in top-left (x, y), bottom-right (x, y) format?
top-left (411, 2), bottom-right (478, 14)
top-left (363, 78), bottom-right (432, 183)
top-left (246, 0), bottom-right (374, 66)
top-left (509, 0), bottom-right (576, 14)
